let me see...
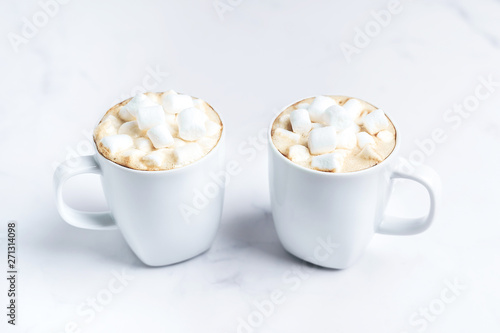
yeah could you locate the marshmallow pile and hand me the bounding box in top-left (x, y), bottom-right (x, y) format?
top-left (96, 91), bottom-right (222, 170)
top-left (273, 96), bottom-right (395, 172)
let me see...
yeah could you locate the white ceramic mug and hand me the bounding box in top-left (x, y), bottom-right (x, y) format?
top-left (268, 106), bottom-right (440, 269)
top-left (54, 132), bottom-right (225, 266)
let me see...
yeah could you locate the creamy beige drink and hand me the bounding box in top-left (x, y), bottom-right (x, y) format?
top-left (271, 95), bottom-right (396, 173)
top-left (94, 91), bottom-right (223, 171)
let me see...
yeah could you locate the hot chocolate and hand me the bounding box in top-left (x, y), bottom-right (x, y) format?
top-left (271, 95), bottom-right (396, 173)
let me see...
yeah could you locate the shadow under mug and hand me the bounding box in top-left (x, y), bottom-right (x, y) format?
top-left (268, 105), bottom-right (441, 269)
top-left (54, 133), bottom-right (226, 266)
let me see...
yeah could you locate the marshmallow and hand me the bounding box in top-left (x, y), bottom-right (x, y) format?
top-left (308, 96), bottom-right (338, 122)
top-left (147, 124), bottom-right (174, 149)
top-left (290, 109), bottom-right (312, 135)
top-left (99, 115), bottom-right (120, 136)
top-left (335, 149), bottom-right (351, 159)
top-left (311, 152), bottom-right (344, 172)
top-left (277, 114), bottom-right (290, 127)
top-left (308, 126), bottom-right (337, 155)
top-left (162, 94), bottom-right (194, 114)
top-left (377, 130), bottom-right (395, 143)
top-left (336, 128), bottom-right (357, 149)
top-left (119, 93), bottom-right (158, 121)
top-left (356, 132), bottom-right (375, 148)
top-left (165, 113), bottom-right (177, 123)
top-left (173, 138), bottom-right (187, 147)
top-left (342, 98), bottom-right (364, 120)
top-left (100, 134), bottom-right (134, 155)
top-left (142, 149), bottom-right (167, 168)
top-left (177, 107), bottom-right (208, 141)
top-left (363, 109), bottom-right (389, 134)
top-left (134, 137), bottom-right (153, 152)
top-left (193, 98), bottom-right (206, 111)
top-left (118, 121), bottom-right (143, 138)
top-left (137, 105), bottom-right (166, 130)
top-left (164, 90), bottom-right (177, 96)
top-left (164, 113), bottom-right (178, 135)
top-left (311, 122), bottom-right (324, 129)
top-left (274, 128), bottom-right (301, 144)
top-left (322, 105), bottom-right (354, 130)
top-left (174, 143), bottom-right (204, 166)
top-left (102, 114), bottom-right (122, 127)
top-left (296, 102), bottom-right (310, 110)
top-left (288, 145), bottom-right (310, 162)
top-left (357, 145), bottom-right (382, 161)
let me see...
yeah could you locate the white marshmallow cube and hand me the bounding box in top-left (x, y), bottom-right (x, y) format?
top-left (296, 102), bottom-right (310, 110)
top-left (118, 121), bottom-right (143, 138)
top-left (174, 143), bottom-right (204, 166)
top-left (193, 98), bottom-right (206, 111)
top-left (336, 128), bottom-right (357, 149)
top-left (119, 93), bottom-right (158, 121)
top-left (164, 90), bottom-right (177, 96)
top-left (277, 114), bottom-right (290, 127)
top-left (377, 130), bottom-right (395, 143)
top-left (142, 150), bottom-right (167, 168)
top-left (290, 108), bottom-right (312, 135)
top-left (162, 94), bottom-right (194, 114)
top-left (100, 134), bottom-right (134, 155)
top-left (288, 145), bottom-right (310, 162)
top-left (178, 107), bottom-right (208, 141)
top-left (363, 109), bottom-right (389, 134)
top-left (308, 126), bottom-right (337, 155)
top-left (102, 114), bottom-right (122, 127)
top-left (356, 132), bottom-right (375, 148)
top-left (357, 145), bottom-right (382, 161)
top-left (134, 137), bottom-right (153, 152)
top-left (173, 138), bottom-right (187, 147)
top-left (274, 128), bottom-right (301, 144)
top-left (342, 98), bottom-right (365, 120)
top-left (147, 124), bottom-right (174, 149)
top-left (137, 105), bottom-right (166, 130)
top-left (322, 105), bottom-right (354, 130)
top-left (311, 152), bottom-right (344, 172)
top-left (164, 113), bottom-right (178, 135)
top-left (308, 96), bottom-right (338, 122)
top-left (99, 115), bottom-right (120, 136)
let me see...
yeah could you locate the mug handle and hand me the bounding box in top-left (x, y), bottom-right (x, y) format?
top-left (53, 155), bottom-right (117, 230)
top-left (377, 165), bottom-right (441, 235)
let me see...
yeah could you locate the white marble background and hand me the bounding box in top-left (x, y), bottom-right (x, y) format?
top-left (1, 0), bottom-right (500, 332)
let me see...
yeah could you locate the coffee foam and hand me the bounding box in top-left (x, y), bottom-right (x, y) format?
top-left (271, 95), bottom-right (396, 173)
top-left (94, 91), bottom-right (223, 171)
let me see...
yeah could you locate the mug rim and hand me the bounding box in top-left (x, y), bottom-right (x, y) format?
top-left (92, 94), bottom-right (225, 174)
top-left (268, 95), bottom-right (400, 177)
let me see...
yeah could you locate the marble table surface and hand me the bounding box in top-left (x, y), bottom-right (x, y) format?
top-left (1, 0), bottom-right (500, 332)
